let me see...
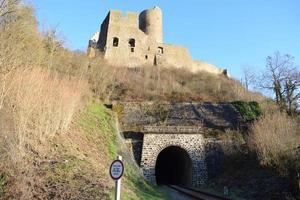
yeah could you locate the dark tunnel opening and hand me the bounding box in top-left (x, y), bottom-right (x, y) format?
top-left (155, 146), bottom-right (192, 186)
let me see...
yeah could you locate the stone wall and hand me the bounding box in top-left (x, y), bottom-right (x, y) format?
top-left (114, 102), bottom-right (245, 186)
top-left (204, 140), bottom-right (225, 179)
top-left (118, 102), bottom-right (243, 131)
top-left (140, 133), bottom-right (207, 186)
top-left (100, 10), bottom-right (152, 67)
top-left (123, 131), bottom-right (144, 165)
top-left (89, 6), bottom-right (226, 75)
top-left (156, 44), bottom-right (194, 69)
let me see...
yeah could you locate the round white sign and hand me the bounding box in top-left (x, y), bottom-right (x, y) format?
top-left (110, 160), bottom-right (124, 180)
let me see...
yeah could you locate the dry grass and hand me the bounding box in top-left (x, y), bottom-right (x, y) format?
top-left (87, 60), bottom-right (264, 102)
top-left (0, 68), bottom-right (87, 199)
top-left (0, 6), bottom-right (46, 72)
top-left (250, 112), bottom-right (300, 173)
top-left (87, 57), bottom-right (119, 101)
top-left (0, 5), bottom-right (88, 198)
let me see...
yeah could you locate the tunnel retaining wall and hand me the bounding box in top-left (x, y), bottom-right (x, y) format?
top-left (140, 133), bottom-right (207, 186)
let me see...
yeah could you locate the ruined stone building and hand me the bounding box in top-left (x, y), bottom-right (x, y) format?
top-left (88, 6), bottom-right (226, 75)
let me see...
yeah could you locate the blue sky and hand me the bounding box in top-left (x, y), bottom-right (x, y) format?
top-left (28, 0), bottom-right (300, 80)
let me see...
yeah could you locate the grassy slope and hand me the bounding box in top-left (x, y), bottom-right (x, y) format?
top-left (0, 102), bottom-right (169, 200)
top-left (88, 60), bottom-right (265, 103)
top-left (80, 103), bottom-right (169, 200)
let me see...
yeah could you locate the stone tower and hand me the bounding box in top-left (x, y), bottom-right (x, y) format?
top-left (139, 6), bottom-right (163, 43)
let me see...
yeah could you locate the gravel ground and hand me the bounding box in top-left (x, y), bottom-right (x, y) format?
top-left (162, 186), bottom-right (196, 200)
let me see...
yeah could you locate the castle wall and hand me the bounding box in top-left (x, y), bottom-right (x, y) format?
top-left (91, 6), bottom-right (226, 75)
top-left (97, 13), bottom-right (109, 50)
top-left (154, 44), bottom-right (224, 74)
top-left (193, 60), bottom-right (225, 74)
top-left (102, 10), bottom-right (158, 67)
top-left (155, 44), bottom-right (194, 68)
top-left (105, 26), bottom-right (148, 66)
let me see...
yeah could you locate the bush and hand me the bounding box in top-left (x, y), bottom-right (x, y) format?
top-left (250, 112), bottom-right (300, 174)
top-left (0, 68), bottom-right (87, 199)
top-left (0, 4), bottom-right (90, 198)
top-left (232, 101), bottom-right (262, 121)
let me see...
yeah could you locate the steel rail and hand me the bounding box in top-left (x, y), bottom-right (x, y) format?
top-left (167, 185), bottom-right (231, 200)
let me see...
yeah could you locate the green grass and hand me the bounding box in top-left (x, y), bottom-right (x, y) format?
top-left (80, 102), bottom-right (118, 159)
top-left (36, 102), bottom-right (119, 199)
top-left (122, 161), bottom-right (170, 200)
top-left (85, 102), bottom-right (170, 199)
top-left (55, 155), bottom-right (87, 174)
top-left (0, 173), bottom-right (6, 197)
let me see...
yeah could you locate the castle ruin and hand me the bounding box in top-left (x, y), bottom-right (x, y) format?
top-left (88, 6), bottom-right (226, 75)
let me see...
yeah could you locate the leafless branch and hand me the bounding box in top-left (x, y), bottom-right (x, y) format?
top-left (259, 52), bottom-right (300, 114)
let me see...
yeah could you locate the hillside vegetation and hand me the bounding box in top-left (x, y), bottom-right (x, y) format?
top-left (0, 3), bottom-right (170, 199)
top-left (0, 2), bottom-right (299, 200)
top-left (88, 58), bottom-right (264, 103)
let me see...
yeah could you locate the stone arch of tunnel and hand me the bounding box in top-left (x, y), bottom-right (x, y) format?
top-left (140, 134), bottom-right (208, 186)
top-left (155, 146), bottom-right (192, 186)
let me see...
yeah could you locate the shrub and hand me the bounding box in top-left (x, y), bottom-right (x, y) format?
top-left (0, 68), bottom-right (87, 199)
top-left (250, 112), bottom-right (300, 174)
top-left (0, 6), bottom-right (46, 73)
top-left (232, 101), bottom-right (262, 121)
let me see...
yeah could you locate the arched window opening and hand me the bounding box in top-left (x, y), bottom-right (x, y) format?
top-left (157, 47), bottom-right (163, 54)
top-left (129, 38), bottom-right (135, 47)
top-left (113, 37), bottom-right (119, 47)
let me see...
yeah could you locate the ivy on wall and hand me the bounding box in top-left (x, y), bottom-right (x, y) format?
top-left (231, 101), bottom-right (262, 121)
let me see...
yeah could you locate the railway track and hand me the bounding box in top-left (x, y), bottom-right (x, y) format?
top-left (167, 185), bottom-right (231, 200)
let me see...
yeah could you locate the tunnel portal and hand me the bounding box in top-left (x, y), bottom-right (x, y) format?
top-left (155, 146), bottom-right (192, 186)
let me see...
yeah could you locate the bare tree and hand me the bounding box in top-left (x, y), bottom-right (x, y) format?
top-left (242, 65), bottom-right (256, 91)
top-left (284, 72), bottom-right (300, 115)
top-left (43, 28), bottom-right (64, 69)
top-left (259, 51), bottom-right (300, 115)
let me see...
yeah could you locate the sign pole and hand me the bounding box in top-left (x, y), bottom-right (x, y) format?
top-left (115, 155), bottom-right (122, 200)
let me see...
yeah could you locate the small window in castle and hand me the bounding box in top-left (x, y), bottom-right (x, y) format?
top-left (113, 37), bottom-right (119, 47)
top-left (131, 47), bottom-right (134, 52)
top-left (157, 47), bottom-right (163, 54)
top-left (129, 38), bottom-right (135, 47)
top-left (145, 55), bottom-right (148, 60)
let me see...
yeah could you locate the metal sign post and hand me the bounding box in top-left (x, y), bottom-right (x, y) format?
top-left (110, 155), bottom-right (124, 200)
